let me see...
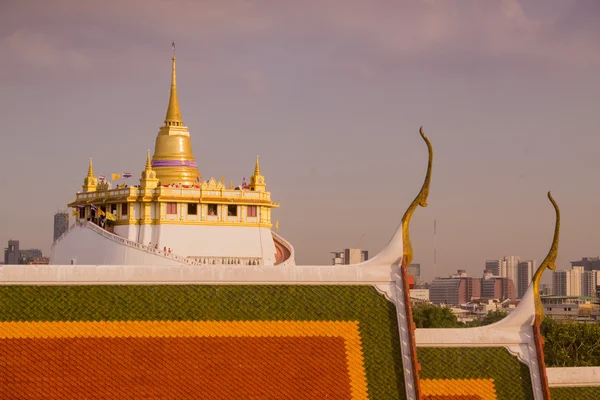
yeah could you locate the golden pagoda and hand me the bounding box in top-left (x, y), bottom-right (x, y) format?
top-left (151, 53), bottom-right (200, 186)
top-left (63, 47), bottom-right (285, 266)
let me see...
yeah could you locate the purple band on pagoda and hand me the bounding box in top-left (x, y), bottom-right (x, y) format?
top-left (152, 160), bottom-right (197, 168)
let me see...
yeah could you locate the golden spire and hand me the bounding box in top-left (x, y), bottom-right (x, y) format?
top-left (164, 48), bottom-right (182, 126)
top-left (87, 158), bottom-right (94, 178)
top-left (402, 127), bottom-right (433, 267)
top-left (82, 158), bottom-right (98, 192)
top-left (533, 192), bottom-right (560, 319)
top-left (140, 150), bottom-right (159, 189)
top-left (151, 45), bottom-right (200, 186)
top-left (249, 155), bottom-right (266, 192)
top-left (145, 150), bottom-right (152, 170)
top-left (254, 155), bottom-right (261, 176)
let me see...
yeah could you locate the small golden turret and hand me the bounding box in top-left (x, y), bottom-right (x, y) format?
top-left (82, 158), bottom-right (98, 193)
top-left (151, 46), bottom-right (200, 186)
top-left (249, 155), bottom-right (266, 192)
top-left (140, 150), bottom-right (159, 189)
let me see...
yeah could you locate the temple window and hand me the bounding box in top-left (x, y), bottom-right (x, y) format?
top-left (167, 203), bottom-right (177, 214)
top-left (208, 204), bottom-right (218, 216)
top-left (121, 203), bottom-right (128, 216)
top-left (247, 205), bottom-right (257, 217)
top-left (187, 203), bottom-right (198, 215)
top-left (227, 205), bottom-right (238, 217)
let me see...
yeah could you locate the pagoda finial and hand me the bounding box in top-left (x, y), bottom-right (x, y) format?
top-left (145, 150), bottom-right (152, 170)
top-left (164, 42), bottom-right (182, 126)
top-left (249, 155), bottom-right (266, 192)
top-left (254, 155), bottom-right (261, 176)
top-left (140, 150), bottom-right (159, 189)
top-left (87, 158), bottom-right (94, 178)
top-left (82, 158), bottom-right (98, 192)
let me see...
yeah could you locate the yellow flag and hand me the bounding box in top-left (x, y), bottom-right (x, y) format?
top-left (98, 209), bottom-right (106, 216)
top-left (106, 212), bottom-right (117, 221)
top-left (111, 173), bottom-right (121, 181)
top-left (72, 209), bottom-right (78, 216)
top-left (275, 220), bottom-right (279, 230)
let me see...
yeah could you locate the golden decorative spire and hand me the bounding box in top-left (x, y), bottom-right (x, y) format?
top-left (533, 192), bottom-right (560, 319)
top-left (145, 150), bottom-right (152, 170)
top-left (250, 155), bottom-right (266, 192)
top-left (254, 155), bottom-right (261, 176)
top-left (82, 158), bottom-right (98, 192)
top-left (151, 46), bottom-right (200, 186)
top-left (402, 127), bottom-right (433, 267)
top-left (87, 158), bottom-right (94, 178)
top-left (164, 52), bottom-right (182, 126)
top-left (140, 150), bottom-right (159, 189)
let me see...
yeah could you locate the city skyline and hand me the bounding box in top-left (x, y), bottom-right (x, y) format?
top-left (1, 1), bottom-right (599, 277)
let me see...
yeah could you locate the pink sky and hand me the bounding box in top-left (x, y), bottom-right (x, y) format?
top-left (0, 0), bottom-right (599, 279)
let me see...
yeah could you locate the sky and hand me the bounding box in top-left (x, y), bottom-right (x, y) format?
top-left (0, 0), bottom-right (599, 280)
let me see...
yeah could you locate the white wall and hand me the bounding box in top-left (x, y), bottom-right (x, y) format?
top-left (56, 224), bottom-right (277, 266)
top-left (50, 225), bottom-right (184, 266)
top-left (155, 225), bottom-right (276, 265)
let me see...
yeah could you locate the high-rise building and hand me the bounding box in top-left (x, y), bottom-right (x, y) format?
top-left (552, 264), bottom-right (600, 298)
top-left (54, 212), bottom-right (69, 241)
top-left (330, 249), bottom-right (369, 265)
top-left (429, 270), bottom-right (481, 305)
top-left (570, 266), bottom-right (584, 296)
top-left (480, 275), bottom-right (516, 301)
top-left (570, 257), bottom-right (600, 271)
top-left (4, 240), bottom-right (20, 265)
top-left (19, 249), bottom-right (43, 264)
top-left (552, 270), bottom-right (570, 296)
top-left (503, 255), bottom-right (520, 285)
top-left (484, 260), bottom-right (501, 276)
top-left (500, 259), bottom-right (508, 278)
top-left (517, 260), bottom-right (536, 299)
top-left (581, 270), bottom-right (600, 297)
top-left (429, 279), bottom-right (465, 305)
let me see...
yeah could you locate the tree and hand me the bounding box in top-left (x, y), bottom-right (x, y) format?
top-left (412, 304), bottom-right (463, 328)
top-left (541, 318), bottom-right (600, 367)
top-left (468, 310), bottom-right (508, 327)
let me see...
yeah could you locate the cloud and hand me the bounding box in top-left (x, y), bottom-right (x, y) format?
top-left (308, 0), bottom-right (600, 70)
top-left (1, 0), bottom-right (598, 75)
top-left (0, 30), bottom-right (92, 71)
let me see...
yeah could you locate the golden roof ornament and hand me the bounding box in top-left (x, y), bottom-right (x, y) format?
top-left (254, 155), bottom-right (261, 176)
top-left (82, 158), bottom-right (98, 193)
top-left (87, 158), bottom-right (95, 178)
top-left (145, 150), bottom-right (153, 170)
top-left (532, 192), bottom-right (560, 319)
top-left (165, 42), bottom-right (182, 127)
top-left (401, 127), bottom-right (433, 267)
top-left (250, 155), bottom-right (266, 192)
top-left (140, 150), bottom-right (159, 189)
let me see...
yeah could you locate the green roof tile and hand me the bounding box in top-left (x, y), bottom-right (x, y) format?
top-left (418, 347), bottom-right (534, 399)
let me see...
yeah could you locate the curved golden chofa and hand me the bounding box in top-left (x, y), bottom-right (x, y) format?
top-left (533, 192), bottom-right (560, 319)
top-left (401, 127), bottom-right (433, 267)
